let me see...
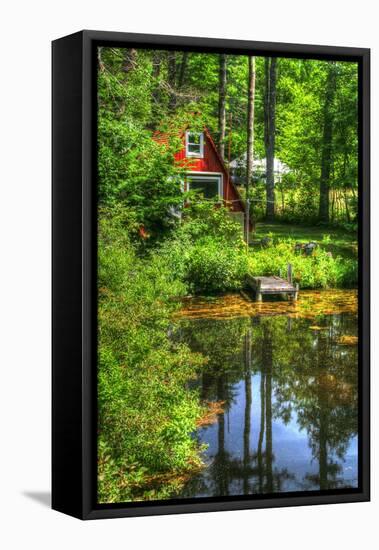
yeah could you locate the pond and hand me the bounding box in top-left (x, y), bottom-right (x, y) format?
top-left (174, 290), bottom-right (358, 498)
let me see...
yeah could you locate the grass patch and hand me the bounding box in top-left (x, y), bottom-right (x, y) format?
top-left (254, 221), bottom-right (358, 259)
top-left (158, 209), bottom-right (358, 294)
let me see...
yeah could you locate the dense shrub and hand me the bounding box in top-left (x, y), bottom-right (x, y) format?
top-left (247, 240), bottom-right (357, 289)
top-left (157, 202), bottom-right (249, 294)
top-left (157, 201), bottom-right (357, 293)
top-left (98, 209), bottom-right (205, 503)
top-left (98, 53), bottom-right (186, 235)
top-left (184, 238), bottom-right (248, 294)
top-left (179, 200), bottom-right (245, 245)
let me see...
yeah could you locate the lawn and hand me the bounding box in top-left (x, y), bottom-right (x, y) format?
top-left (254, 221), bottom-right (358, 259)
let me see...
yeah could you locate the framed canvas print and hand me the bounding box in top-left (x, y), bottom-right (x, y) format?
top-left (52, 30), bottom-right (370, 519)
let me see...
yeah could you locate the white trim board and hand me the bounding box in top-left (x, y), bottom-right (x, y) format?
top-left (185, 172), bottom-right (223, 198)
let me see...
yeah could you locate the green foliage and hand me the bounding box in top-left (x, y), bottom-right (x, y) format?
top-left (157, 203), bottom-right (357, 293)
top-left (158, 202), bottom-right (248, 294)
top-left (98, 47), bottom-right (358, 229)
top-left (180, 201), bottom-right (245, 244)
top-left (98, 48), bottom-right (185, 234)
top-left (184, 238), bottom-right (248, 294)
top-left (98, 209), bottom-right (205, 503)
top-left (274, 59), bottom-right (358, 224)
top-left (248, 240), bottom-right (357, 289)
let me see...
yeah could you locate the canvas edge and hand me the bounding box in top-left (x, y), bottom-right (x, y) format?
top-left (52, 30), bottom-right (370, 520)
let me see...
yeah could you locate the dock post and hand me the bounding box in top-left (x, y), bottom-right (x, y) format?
top-left (255, 279), bottom-right (262, 302)
top-left (294, 283), bottom-right (299, 301)
top-left (287, 263), bottom-right (293, 284)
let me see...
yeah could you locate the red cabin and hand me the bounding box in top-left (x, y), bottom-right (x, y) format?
top-left (154, 127), bottom-right (247, 228)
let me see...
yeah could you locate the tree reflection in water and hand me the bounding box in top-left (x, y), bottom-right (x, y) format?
top-left (174, 294), bottom-right (358, 498)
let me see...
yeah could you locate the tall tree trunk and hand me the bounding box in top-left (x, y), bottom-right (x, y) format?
top-left (342, 149), bottom-right (351, 223)
top-left (344, 191), bottom-right (351, 222)
top-left (264, 58), bottom-right (277, 220)
top-left (97, 47), bottom-right (104, 72)
top-left (246, 57), bottom-right (256, 234)
top-left (177, 52), bottom-right (189, 89)
top-left (319, 63), bottom-right (337, 223)
top-left (151, 51), bottom-right (162, 127)
top-left (218, 54), bottom-right (227, 159)
top-left (331, 190), bottom-right (336, 222)
top-left (280, 188), bottom-right (285, 214)
top-left (246, 57), bottom-right (256, 192)
top-left (167, 51), bottom-right (177, 111)
top-left (123, 48), bottom-right (137, 73)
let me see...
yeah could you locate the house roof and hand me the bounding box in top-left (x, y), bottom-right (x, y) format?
top-left (152, 129), bottom-right (178, 146)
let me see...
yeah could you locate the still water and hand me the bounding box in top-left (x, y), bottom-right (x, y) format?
top-left (175, 290), bottom-right (358, 497)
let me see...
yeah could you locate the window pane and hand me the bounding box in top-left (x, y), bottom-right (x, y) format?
top-left (188, 133), bottom-right (201, 145)
top-left (189, 178), bottom-right (220, 199)
top-left (188, 143), bottom-right (201, 154)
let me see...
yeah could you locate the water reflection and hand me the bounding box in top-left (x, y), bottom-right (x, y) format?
top-left (174, 292), bottom-right (358, 498)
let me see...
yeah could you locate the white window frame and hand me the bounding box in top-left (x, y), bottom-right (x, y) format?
top-left (185, 131), bottom-right (204, 158)
top-left (186, 172), bottom-right (223, 200)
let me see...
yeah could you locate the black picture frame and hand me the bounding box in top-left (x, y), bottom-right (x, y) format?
top-left (52, 30), bottom-right (370, 520)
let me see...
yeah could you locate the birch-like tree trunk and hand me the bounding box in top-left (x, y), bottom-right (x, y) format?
top-left (264, 57), bottom-right (277, 220)
top-left (178, 52), bottom-right (189, 89)
top-left (151, 51), bottom-right (162, 127)
top-left (246, 57), bottom-right (256, 197)
top-left (123, 48), bottom-right (137, 73)
top-left (319, 63), bottom-right (337, 223)
top-left (218, 54), bottom-right (227, 159)
top-left (167, 51), bottom-right (177, 111)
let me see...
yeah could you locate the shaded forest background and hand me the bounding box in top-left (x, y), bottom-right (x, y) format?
top-left (98, 47), bottom-right (358, 231)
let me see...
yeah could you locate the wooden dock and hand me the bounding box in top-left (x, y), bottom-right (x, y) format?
top-left (246, 275), bottom-right (299, 302)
